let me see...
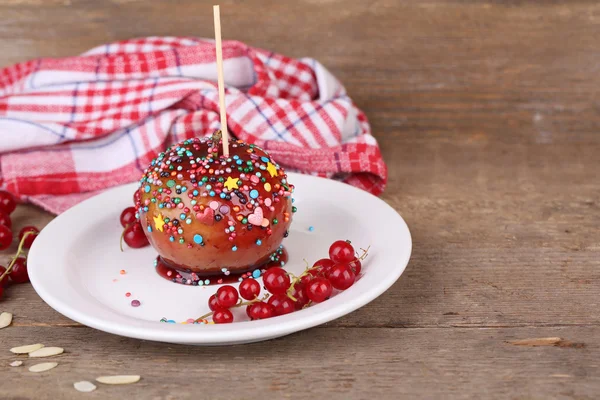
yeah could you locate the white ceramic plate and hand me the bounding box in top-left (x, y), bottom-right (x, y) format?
top-left (28, 173), bottom-right (411, 345)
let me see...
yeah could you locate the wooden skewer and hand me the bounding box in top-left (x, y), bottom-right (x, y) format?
top-left (213, 4), bottom-right (229, 157)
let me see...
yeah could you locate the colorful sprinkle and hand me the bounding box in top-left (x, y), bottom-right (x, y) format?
top-left (193, 234), bottom-right (204, 244)
top-left (131, 300), bottom-right (141, 307)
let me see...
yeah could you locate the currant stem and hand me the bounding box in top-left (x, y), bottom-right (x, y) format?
top-left (0, 231), bottom-right (37, 282)
top-left (119, 222), bottom-right (135, 252)
top-left (195, 293), bottom-right (270, 323)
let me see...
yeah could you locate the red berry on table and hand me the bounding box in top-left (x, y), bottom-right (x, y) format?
top-left (348, 258), bottom-right (362, 275)
top-left (18, 226), bottom-right (39, 249)
top-left (327, 263), bottom-right (356, 290)
top-left (123, 223), bottom-right (149, 248)
top-left (248, 301), bottom-right (275, 320)
top-left (215, 285), bottom-right (239, 308)
top-left (329, 240), bottom-right (355, 263)
top-left (289, 283), bottom-right (309, 310)
top-left (0, 225), bottom-right (13, 251)
top-left (9, 257), bottom-right (29, 284)
top-left (120, 207), bottom-right (137, 228)
top-left (262, 267), bottom-right (291, 295)
top-left (306, 277), bottom-right (333, 303)
top-left (0, 191), bottom-right (16, 215)
top-left (0, 211), bottom-right (12, 229)
top-left (300, 269), bottom-right (319, 286)
top-left (239, 278), bottom-right (261, 300)
top-left (0, 266), bottom-right (9, 287)
top-left (208, 294), bottom-right (219, 311)
top-left (313, 258), bottom-right (335, 275)
top-left (268, 294), bottom-right (295, 316)
top-left (213, 308), bottom-right (234, 324)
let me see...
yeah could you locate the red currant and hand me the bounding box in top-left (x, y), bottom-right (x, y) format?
top-left (0, 225), bottom-right (12, 251)
top-left (329, 240), bottom-right (355, 263)
top-left (246, 303), bottom-right (256, 318)
top-left (327, 263), bottom-right (356, 290)
top-left (289, 283), bottom-right (309, 310)
top-left (208, 294), bottom-right (219, 311)
top-left (313, 258), bottom-right (335, 275)
top-left (213, 308), bottom-right (234, 324)
top-left (248, 301), bottom-right (275, 320)
top-left (123, 223), bottom-right (149, 248)
top-left (120, 207), bottom-right (137, 228)
top-left (268, 294), bottom-right (295, 316)
top-left (9, 257), bottom-right (29, 284)
top-left (215, 285), bottom-right (239, 308)
top-left (0, 191), bottom-right (16, 215)
top-left (306, 277), bottom-right (333, 303)
top-left (300, 268), bottom-right (320, 286)
top-left (262, 267), bottom-right (291, 295)
top-left (0, 266), bottom-right (9, 287)
top-left (18, 226), bottom-right (39, 249)
top-left (239, 278), bottom-right (261, 300)
top-left (0, 211), bottom-right (12, 229)
top-left (348, 258), bottom-right (362, 275)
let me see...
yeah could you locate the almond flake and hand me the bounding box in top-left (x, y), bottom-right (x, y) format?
top-left (10, 343), bottom-right (44, 354)
top-left (0, 312), bottom-right (12, 329)
top-left (29, 346), bottom-right (64, 358)
top-left (74, 381), bottom-right (97, 393)
top-left (29, 362), bottom-right (58, 373)
top-left (96, 375), bottom-right (141, 385)
top-left (9, 360), bottom-right (23, 367)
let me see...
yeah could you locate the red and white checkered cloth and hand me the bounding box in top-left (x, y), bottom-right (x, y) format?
top-left (0, 37), bottom-right (387, 214)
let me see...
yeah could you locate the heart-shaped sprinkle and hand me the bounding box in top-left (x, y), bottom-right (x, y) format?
top-left (247, 207), bottom-right (264, 226)
top-left (196, 207), bottom-right (215, 226)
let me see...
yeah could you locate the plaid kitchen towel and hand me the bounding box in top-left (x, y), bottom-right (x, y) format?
top-left (0, 37), bottom-right (387, 214)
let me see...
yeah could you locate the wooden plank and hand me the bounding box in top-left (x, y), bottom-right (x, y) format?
top-left (0, 0), bottom-right (599, 398)
top-left (0, 325), bottom-right (598, 399)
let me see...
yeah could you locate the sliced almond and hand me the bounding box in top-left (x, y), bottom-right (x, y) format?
top-left (29, 346), bottom-right (64, 358)
top-left (29, 362), bottom-right (58, 373)
top-left (9, 360), bottom-right (23, 367)
top-left (10, 343), bottom-right (44, 354)
top-left (96, 375), bottom-right (141, 385)
top-left (0, 312), bottom-right (13, 329)
top-left (74, 381), bottom-right (97, 393)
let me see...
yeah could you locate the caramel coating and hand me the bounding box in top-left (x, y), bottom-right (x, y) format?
top-left (136, 136), bottom-right (293, 274)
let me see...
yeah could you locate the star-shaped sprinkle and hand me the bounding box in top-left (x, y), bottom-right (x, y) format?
top-left (266, 162), bottom-right (278, 177)
top-left (223, 176), bottom-right (239, 190)
top-left (153, 214), bottom-right (165, 232)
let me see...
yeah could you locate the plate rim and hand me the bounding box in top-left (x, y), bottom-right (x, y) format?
top-left (28, 173), bottom-right (412, 344)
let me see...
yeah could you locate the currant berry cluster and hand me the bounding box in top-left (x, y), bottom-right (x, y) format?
top-left (119, 191), bottom-right (149, 250)
top-left (197, 239), bottom-right (368, 324)
top-left (0, 190), bottom-right (40, 300)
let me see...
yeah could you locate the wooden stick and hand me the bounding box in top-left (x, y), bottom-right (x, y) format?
top-left (213, 4), bottom-right (229, 157)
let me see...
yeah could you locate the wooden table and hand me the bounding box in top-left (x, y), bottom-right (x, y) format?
top-left (1, 1), bottom-right (599, 398)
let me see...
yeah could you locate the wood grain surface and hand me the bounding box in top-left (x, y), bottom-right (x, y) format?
top-left (1, 1), bottom-right (599, 399)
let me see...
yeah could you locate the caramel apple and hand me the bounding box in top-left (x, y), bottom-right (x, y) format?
top-left (135, 133), bottom-right (294, 282)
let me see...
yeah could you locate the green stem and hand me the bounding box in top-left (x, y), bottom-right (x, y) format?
top-left (0, 231), bottom-right (37, 282)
